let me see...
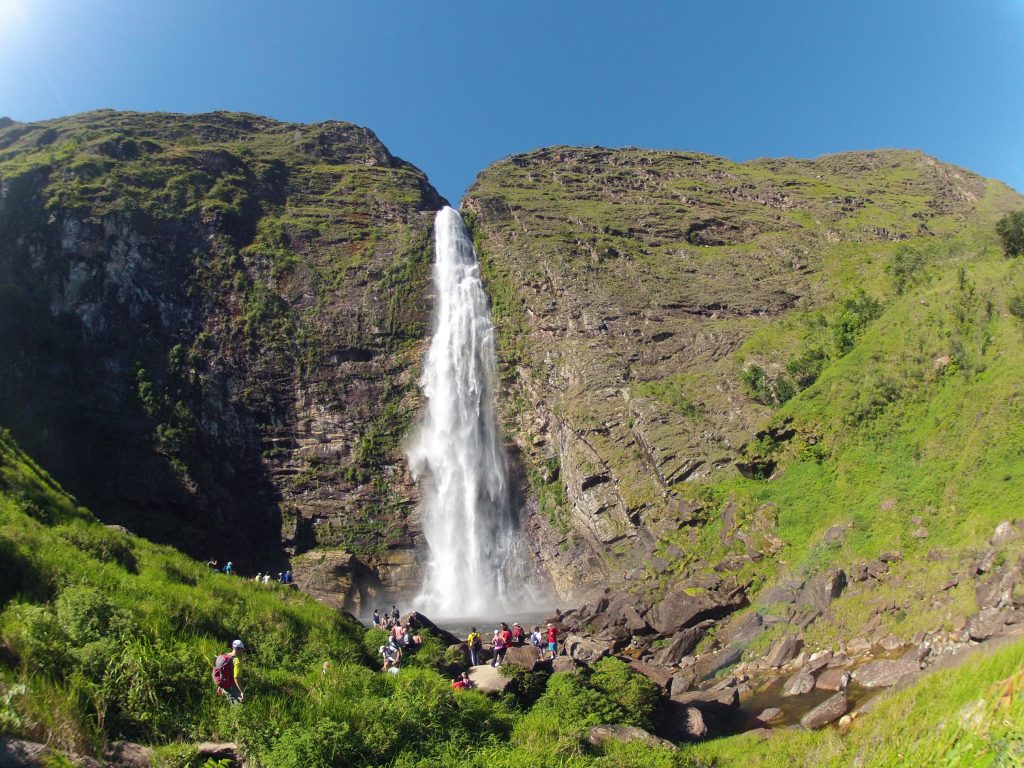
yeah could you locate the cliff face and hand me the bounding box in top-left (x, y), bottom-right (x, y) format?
top-left (0, 110), bottom-right (443, 584)
top-left (463, 146), bottom-right (1019, 599)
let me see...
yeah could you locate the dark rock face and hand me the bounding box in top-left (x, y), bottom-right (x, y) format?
top-left (0, 110), bottom-right (443, 580)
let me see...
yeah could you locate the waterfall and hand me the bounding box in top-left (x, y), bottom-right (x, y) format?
top-left (407, 206), bottom-right (535, 617)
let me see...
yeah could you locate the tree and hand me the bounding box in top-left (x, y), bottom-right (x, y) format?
top-left (996, 210), bottom-right (1024, 257)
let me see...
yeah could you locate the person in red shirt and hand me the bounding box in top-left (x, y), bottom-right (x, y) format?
top-left (499, 622), bottom-right (513, 647)
top-left (546, 623), bottom-right (558, 660)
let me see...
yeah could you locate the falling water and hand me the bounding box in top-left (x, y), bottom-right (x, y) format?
top-left (407, 206), bottom-right (535, 617)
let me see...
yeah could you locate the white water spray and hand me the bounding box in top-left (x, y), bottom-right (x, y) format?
top-left (407, 206), bottom-right (536, 617)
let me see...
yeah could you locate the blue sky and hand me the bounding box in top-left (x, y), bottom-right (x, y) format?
top-left (1, 1), bottom-right (1021, 203)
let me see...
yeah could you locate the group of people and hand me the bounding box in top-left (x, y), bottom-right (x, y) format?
top-left (375, 607), bottom-right (426, 673)
top-left (468, 621), bottom-right (559, 667)
top-left (205, 559), bottom-right (294, 585)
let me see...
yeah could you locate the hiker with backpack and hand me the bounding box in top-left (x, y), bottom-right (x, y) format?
top-left (467, 626), bottom-right (482, 666)
top-left (212, 640), bottom-right (245, 704)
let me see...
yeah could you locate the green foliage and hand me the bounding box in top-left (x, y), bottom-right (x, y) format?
top-left (885, 242), bottom-right (930, 294)
top-left (996, 210), bottom-right (1024, 257)
top-left (586, 658), bottom-right (660, 730)
top-left (831, 288), bottom-right (882, 355)
top-left (785, 347), bottom-right (827, 389)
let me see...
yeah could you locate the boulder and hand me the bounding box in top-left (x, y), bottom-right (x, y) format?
top-left (670, 669), bottom-right (697, 697)
top-left (800, 692), bottom-right (848, 729)
top-left (103, 741), bottom-right (155, 767)
top-left (765, 634), bottom-right (803, 667)
top-left (756, 707), bottom-right (783, 723)
top-left (626, 658), bottom-right (674, 689)
top-left (815, 668), bottom-right (851, 691)
top-left (758, 578), bottom-right (804, 607)
top-left (692, 645), bottom-right (742, 682)
top-left (564, 634), bottom-right (610, 663)
top-left (781, 669), bottom-right (815, 697)
top-left (502, 644), bottom-right (543, 671)
top-left (468, 664), bottom-right (514, 693)
top-left (551, 656), bottom-right (580, 674)
top-left (851, 653), bottom-right (921, 688)
top-left (672, 686), bottom-right (739, 709)
top-left (719, 612), bottom-right (764, 646)
top-left (585, 724), bottom-right (676, 751)
top-left (799, 569), bottom-right (847, 615)
top-left (969, 607), bottom-right (1011, 642)
top-left (652, 622), bottom-right (714, 666)
top-left (193, 743), bottom-right (240, 763)
top-left (404, 611), bottom-right (460, 645)
top-left (661, 701), bottom-right (713, 741)
top-left (647, 580), bottom-right (745, 635)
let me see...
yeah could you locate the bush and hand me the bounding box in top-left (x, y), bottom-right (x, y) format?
top-left (587, 657), bottom-right (660, 730)
top-left (832, 289), bottom-right (883, 355)
top-left (996, 210), bottom-right (1024, 257)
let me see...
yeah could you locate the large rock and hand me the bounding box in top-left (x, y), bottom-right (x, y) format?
top-left (626, 658), bottom-right (675, 689)
top-left (502, 644), bottom-right (544, 670)
top-left (653, 621), bottom-right (714, 666)
top-left (691, 645), bottom-right (742, 682)
top-left (404, 611), bottom-right (461, 646)
top-left (781, 669), bottom-right (816, 697)
top-left (564, 634), bottom-right (611, 663)
top-left (586, 724), bottom-right (676, 750)
top-left (718, 612), bottom-right (764, 646)
top-left (647, 580), bottom-right (746, 635)
top-left (765, 634), bottom-right (803, 667)
top-left (800, 692), bottom-right (848, 729)
top-left (851, 652), bottom-right (922, 688)
top-left (468, 664), bottom-right (514, 693)
top-left (815, 668), bottom-right (851, 691)
top-left (104, 741), bottom-right (155, 767)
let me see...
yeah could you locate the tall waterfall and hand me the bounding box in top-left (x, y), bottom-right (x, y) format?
top-left (407, 206), bottom-right (535, 617)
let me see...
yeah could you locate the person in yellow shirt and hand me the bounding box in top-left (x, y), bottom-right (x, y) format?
top-left (466, 626), bottom-right (482, 666)
top-left (212, 639), bottom-right (245, 704)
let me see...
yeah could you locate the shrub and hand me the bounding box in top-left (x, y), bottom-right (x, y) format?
top-left (587, 657), bottom-right (660, 730)
top-left (996, 210), bottom-right (1024, 257)
top-left (885, 243), bottom-right (929, 294)
top-left (832, 289), bottom-right (883, 355)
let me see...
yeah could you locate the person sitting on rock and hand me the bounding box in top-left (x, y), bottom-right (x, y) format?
top-left (452, 671), bottom-right (473, 690)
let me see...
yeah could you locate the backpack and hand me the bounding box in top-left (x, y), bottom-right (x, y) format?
top-left (468, 632), bottom-right (481, 650)
top-left (212, 653), bottom-right (234, 689)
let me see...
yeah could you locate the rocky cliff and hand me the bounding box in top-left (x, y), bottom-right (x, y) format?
top-left (463, 146), bottom-right (1023, 600)
top-left (0, 110), bottom-right (443, 590)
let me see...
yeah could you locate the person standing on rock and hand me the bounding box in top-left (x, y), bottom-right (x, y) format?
top-left (492, 629), bottom-right (506, 667)
top-left (467, 626), bottom-right (482, 666)
top-left (546, 623), bottom-right (559, 660)
top-left (530, 626), bottom-right (543, 648)
top-left (372, 609), bottom-right (381, 628)
top-left (212, 640), bottom-right (245, 705)
top-left (511, 622), bottom-right (526, 646)
top-left (391, 605), bottom-right (400, 623)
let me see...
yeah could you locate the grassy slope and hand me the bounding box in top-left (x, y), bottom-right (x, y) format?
top-left (0, 426), bottom-right (707, 767)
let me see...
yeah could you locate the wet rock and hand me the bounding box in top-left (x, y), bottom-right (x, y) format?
top-left (815, 668), bottom-right (851, 691)
top-left (765, 634), bottom-right (803, 667)
top-left (800, 692), bottom-right (848, 729)
top-left (781, 669), bottom-right (816, 697)
top-left (756, 707), bottom-right (783, 723)
top-left (877, 634), bottom-right (905, 652)
top-left (586, 724), bottom-right (676, 751)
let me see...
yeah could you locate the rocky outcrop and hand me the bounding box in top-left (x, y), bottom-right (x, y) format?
top-left (0, 110), bottom-right (443, 585)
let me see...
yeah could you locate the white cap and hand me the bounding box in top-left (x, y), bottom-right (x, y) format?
top-left (232, 639), bottom-right (245, 650)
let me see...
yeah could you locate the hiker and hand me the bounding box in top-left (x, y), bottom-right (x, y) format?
top-left (492, 629), bottom-right (506, 667)
top-left (284, 570), bottom-right (292, 584)
top-left (499, 622), bottom-right (513, 647)
top-left (212, 639), bottom-right (245, 704)
top-left (391, 623), bottom-right (407, 646)
top-left (530, 626), bottom-right (543, 648)
top-left (380, 641), bottom-right (401, 672)
top-left (207, 559), bottom-right (218, 570)
top-left (391, 605), bottom-right (400, 623)
top-left (262, 573), bottom-right (271, 585)
top-left (224, 561), bottom-right (233, 575)
top-left (467, 626), bottom-right (482, 666)
top-left (452, 671), bottom-right (473, 690)
top-left (546, 623), bottom-right (559, 659)
top-left (372, 609), bottom-right (381, 628)
top-left (511, 622), bottom-right (526, 646)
